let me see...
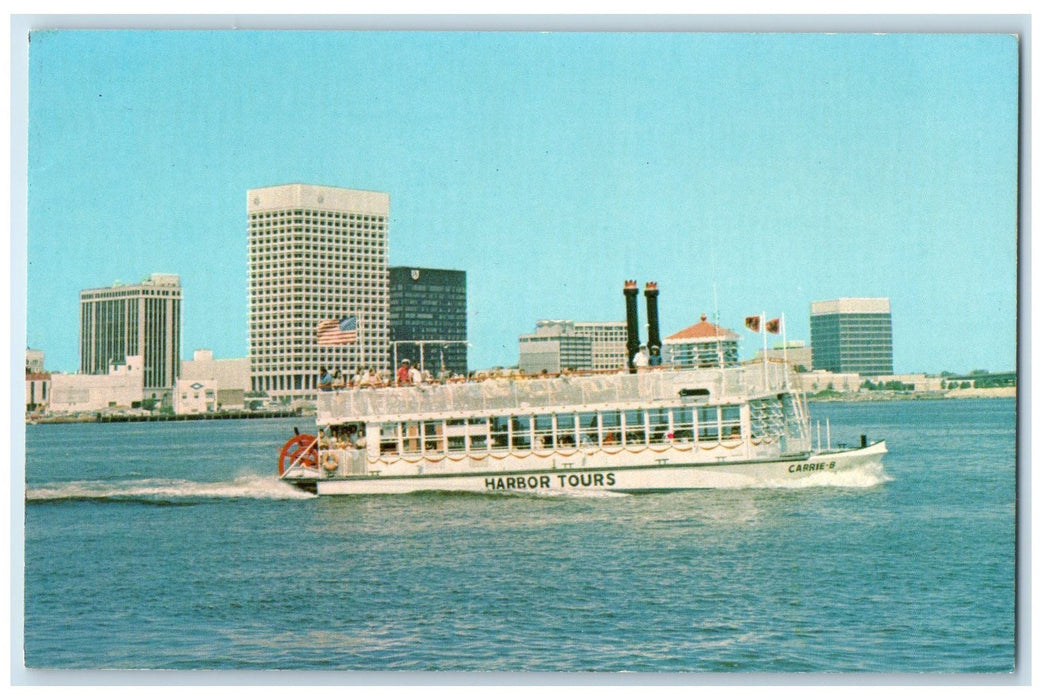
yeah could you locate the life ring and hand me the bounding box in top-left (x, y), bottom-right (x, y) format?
top-left (278, 433), bottom-right (319, 476)
top-left (322, 452), bottom-right (340, 473)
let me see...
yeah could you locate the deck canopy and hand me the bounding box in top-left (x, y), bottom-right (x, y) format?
top-left (317, 364), bottom-right (794, 423)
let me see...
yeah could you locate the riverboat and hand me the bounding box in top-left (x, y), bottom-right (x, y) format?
top-left (276, 362), bottom-right (887, 495)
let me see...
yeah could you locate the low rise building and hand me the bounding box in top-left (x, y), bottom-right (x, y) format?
top-left (173, 378), bottom-right (218, 414)
top-left (181, 349), bottom-right (251, 410)
top-left (868, 374), bottom-right (945, 392)
top-left (792, 370), bottom-right (863, 393)
top-left (25, 348), bottom-right (50, 413)
top-left (48, 355), bottom-right (145, 413)
top-left (752, 341), bottom-right (813, 372)
top-left (26, 372), bottom-right (50, 413)
top-left (26, 348), bottom-right (45, 374)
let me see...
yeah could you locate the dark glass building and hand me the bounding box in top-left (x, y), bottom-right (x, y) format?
top-left (810, 298), bottom-right (894, 375)
top-left (389, 267), bottom-right (468, 377)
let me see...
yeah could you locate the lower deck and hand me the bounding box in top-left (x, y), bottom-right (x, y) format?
top-left (283, 440), bottom-right (887, 496)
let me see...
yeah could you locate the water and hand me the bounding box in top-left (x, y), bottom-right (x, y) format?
top-left (22, 400), bottom-right (1016, 674)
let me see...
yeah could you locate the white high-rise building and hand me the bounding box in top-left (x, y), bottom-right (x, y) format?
top-left (248, 184), bottom-right (390, 399)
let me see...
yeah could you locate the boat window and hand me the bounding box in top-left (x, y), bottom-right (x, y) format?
top-left (423, 421), bottom-right (443, 453)
top-left (698, 407), bottom-right (719, 441)
top-left (380, 423), bottom-right (398, 455)
top-left (556, 413), bottom-right (576, 447)
top-left (671, 407), bottom-right (695, 442)
top-left (649, 408), bottom-right (670, 443)
top-left (490, 415), bottom-right (510, 450)
top-left (533, 414), bottom-right (554, 449)
top-left (601, 410), bottom-right (621, 446)
top-left (512, 415), bottom-right (531, 450)
top-left (402, 421), bottom-right (422, 453)
top-left (721, 405), bottom-right (742, 439)
top-left (468, 417), bottom-right (488, 452)
top-left (623, 409), bottom-right (645, 446)
top-left (578, 412), bottom-right (598, 446)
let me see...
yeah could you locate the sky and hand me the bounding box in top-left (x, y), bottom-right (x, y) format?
top-left (20, 29), bottom-right (1020, 375)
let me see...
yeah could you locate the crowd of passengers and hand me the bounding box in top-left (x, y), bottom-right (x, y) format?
top-left (317, 345), bottom-right (674, 392)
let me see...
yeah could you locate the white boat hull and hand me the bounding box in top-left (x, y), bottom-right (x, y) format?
top-left (293, 441), bottom-right (887, 496)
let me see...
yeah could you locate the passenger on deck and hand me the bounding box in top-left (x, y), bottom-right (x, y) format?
top-left (633, 345), bottom-right (650, 369)
top-left (409, 364), bottom-right (423, 384)
top-left (350, 424), bottom-right (367, 448)
top-left (318, 367), bottom-right (334, 391)
top-left (362, 367), bottom-right (380, 388)
top-left (397, 359), bottom-right (412, 385)
top-left (649, 345), bottom-right (663, 367)
top-left (344, 424), bottom-right (360, 448)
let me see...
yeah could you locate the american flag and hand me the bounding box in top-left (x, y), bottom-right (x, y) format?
top-left (316, 316), bottom-right (358, 346)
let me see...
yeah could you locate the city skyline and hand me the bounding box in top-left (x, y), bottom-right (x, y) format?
top-left (22, 30), bottom-right (1019, 375)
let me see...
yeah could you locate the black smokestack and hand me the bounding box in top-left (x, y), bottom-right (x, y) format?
top-left (644, 281), bottom-right (661, 354)
top-left (624, 280), bottom-right (640, 373)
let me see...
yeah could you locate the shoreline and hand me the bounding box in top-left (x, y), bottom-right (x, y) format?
top-left (26, 388), bottom-right (1015, 425)
top-left (807, 387), bottom-right (1016, 402)
top-left (27, 409), bottom-right (304, 425)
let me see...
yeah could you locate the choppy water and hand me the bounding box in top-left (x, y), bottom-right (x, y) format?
top-left (21, 399), bottom-right (1016, 674)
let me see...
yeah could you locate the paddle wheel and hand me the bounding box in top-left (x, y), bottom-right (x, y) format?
top-left (278, 433), bottom-right (319, 476)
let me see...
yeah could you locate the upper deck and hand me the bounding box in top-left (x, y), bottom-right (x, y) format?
top-left (317, 362), bottom-right (797, 424)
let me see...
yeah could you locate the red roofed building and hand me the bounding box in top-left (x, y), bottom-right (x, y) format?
top-left (663, 314), bottom-right (740, 369)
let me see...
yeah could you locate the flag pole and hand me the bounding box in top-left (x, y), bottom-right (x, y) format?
top-left (713, 281), bottom-right (723, 368)
top-left (781, 313), bottom-right (788, 389)
top-left (761, 311), bottom-right (768, 388)
top-left (357, 315), bottom-right (364, 376)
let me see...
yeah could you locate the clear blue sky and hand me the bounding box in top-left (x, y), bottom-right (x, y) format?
top-left (23, 30), bottom-right (1019, 374)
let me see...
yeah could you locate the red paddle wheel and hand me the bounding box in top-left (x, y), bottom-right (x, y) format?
top-left (278, 433), bottom-right (319, 476)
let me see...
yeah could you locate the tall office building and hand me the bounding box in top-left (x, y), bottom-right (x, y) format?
top-left (248, 184), bottom-right (390, 399)
top-left (518, 320), bottom-right (628, 374)
top-left (518, 321), bottom-right (594, 374)
top-left (389, 267), bottom-right (468, 376)
top-left (574, 321), bottom-right (628, 370)
top-left (810, 298), bottom-right (893, 375)
top-left (79, 273), bottom-right (182, 392)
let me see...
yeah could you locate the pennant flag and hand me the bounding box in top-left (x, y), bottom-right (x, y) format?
top-left (316, 316), bottom-right (358, 346)
top-left (766, 317), bottom-right (781, 334)
top-left (744, 315), bottom-right (761, 333)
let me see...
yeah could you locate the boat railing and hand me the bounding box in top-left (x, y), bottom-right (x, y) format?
top-left (317, 363), bottom-right (795, 422)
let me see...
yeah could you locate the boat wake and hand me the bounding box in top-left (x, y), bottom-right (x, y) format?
top-left (761, 463), bottom-right (892, 490)
top-left (25, 474), bottom-right (316, 504)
